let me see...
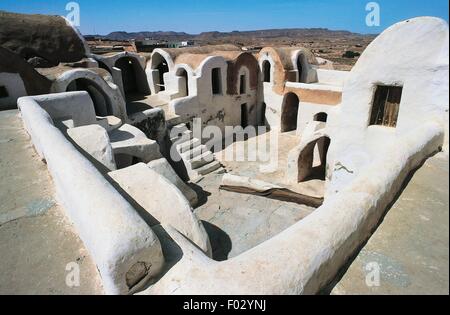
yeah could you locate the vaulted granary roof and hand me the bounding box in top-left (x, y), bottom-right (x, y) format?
top-left (258, 46), bottom-right (318, 71)
top-left (0, 11), bottom-right (88, 66)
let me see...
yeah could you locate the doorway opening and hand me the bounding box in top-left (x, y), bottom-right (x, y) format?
top-left (176, 68), bottom-right (189, 97)
top-left (240, 74), bottom-right (246, 94)
top-left (297, 136), bottom-right (331, 182)
top-left (115, 57), bottom-right (139, 95)
top-left (212, 68), bottom-right (222, 95)
top-left (241, 103), bottom-right (248, 128)
top-left (152, 53), bottom-right (169, 93)
top-left (281, 93), bottom-right (299, 132)
top-left (66, 78), bottom-right (113, 117)
top-left (0, 86), bottom-right (9, 98)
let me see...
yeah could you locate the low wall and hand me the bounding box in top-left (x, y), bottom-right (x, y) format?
top-left (142, 122), bottom-right (443, 295)
top-left (108, 163), bottom-right (211, 256)
top-left (18, 93), bottom-right (165, 295)
top-left (316, 69), bottom-right (349, 87)
top-left (29, 92), bottom-right (98, 127)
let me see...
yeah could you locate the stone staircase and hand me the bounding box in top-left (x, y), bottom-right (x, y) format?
top-left (169, 123), bottom-right (222, 180)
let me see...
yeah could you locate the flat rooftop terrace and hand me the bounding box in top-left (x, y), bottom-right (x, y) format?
top-left (0, 110), bottom-right (103, 295)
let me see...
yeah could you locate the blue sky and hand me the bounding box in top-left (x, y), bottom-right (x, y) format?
top-left (1, 0), bottom-right (448, 35)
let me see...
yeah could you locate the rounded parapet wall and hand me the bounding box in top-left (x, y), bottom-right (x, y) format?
top-left (17, 93), bottom-right (165, 295)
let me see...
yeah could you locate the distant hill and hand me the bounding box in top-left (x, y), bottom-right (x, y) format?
top-left (86, 28), bottom-right (371, 41)
top-left (96, 31), bottom-right (193, 41)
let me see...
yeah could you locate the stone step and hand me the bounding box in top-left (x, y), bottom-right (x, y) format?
top-left (166, 115), bottom-right (183, 128)
top-left (171, 129), bottom-right (192, 143)
top-left (177, 137), bottom-right (201, 154)
top-left (196, 160), bottom-right (222, 176)
top-left (188, 151), bottom-right (215, 169)
top-left (171, 123), bottom-right (189, 135)
top-left (181, 144), bottom-right (208, 160)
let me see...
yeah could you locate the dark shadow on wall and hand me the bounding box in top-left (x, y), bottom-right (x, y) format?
top-left (115, 57), bottom-right (150, 96)
top-left (281, 93), bottom-right (299, 132)
top-left (186, 182), bottom-right (232, 261)
top-left (201, 221), bottom-right (232, 262)
top-left (66, 78), bottom-right (113, 117)
top-left (188, 182), bottom-right (212, 208)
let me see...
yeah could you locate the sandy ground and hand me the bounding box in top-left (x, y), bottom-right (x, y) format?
top-left (332, 153), bottom-right (449, 295)
top-left (0, 110), bottom-right (103, 295)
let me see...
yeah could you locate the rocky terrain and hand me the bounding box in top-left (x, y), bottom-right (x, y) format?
top-left (87, 28), bottom-right (376, 70)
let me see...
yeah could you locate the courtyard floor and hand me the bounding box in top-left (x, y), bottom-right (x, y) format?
top-left (0, 109), bottom-right (448, 294)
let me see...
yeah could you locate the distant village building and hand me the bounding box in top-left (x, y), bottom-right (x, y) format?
top-left (167, 40), bottom-right (195, 48)
top-left (134, 39), bottom-right (168, 52)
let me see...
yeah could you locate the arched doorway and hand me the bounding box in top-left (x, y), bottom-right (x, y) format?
top-left (262, 60), bottom-right (271, 83)
top-left (176, 68), bottom-right (189, 97)
top-left (152, 53), bottom-right (169, 93)
top-left (281, 93), bottom-right (299, 132)
top-left (297, 136), bottom-right (331, 182)
top-left (115, 57), bottom-right (138, 94)
top-left (66, 78), bottom-right (112, 117)
top-left (114, 57), bottom-right (150, 98)
top-left (314, 112), bottom-right (328, 123)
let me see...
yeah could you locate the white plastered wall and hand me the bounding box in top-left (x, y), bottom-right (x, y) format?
top-left (326, 17), bottom-right (449, 196)
top-left (17, 92), bottom-right (165, 295)
top-left (316, 69), bottom-right (349, 86)
top-left (147, 49), bottom-right (175, 96)
top-left (169, 56), bottom-right (260, 138)
top-left (258, 53), bottom-right (281, 130)
top-left (137, 18), bottom-right (448, 295)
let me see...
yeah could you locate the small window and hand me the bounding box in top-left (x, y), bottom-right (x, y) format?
top-left (239, 74), bottom-right (246, 94)
top-left (0, 86), bottom-right (9, 98)
top-left (211, 68), bottom-right (222, 95)
top-left (314, 112), bottom-right (328, 123)
top-left (369, 85), bottom-right (403, 127)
